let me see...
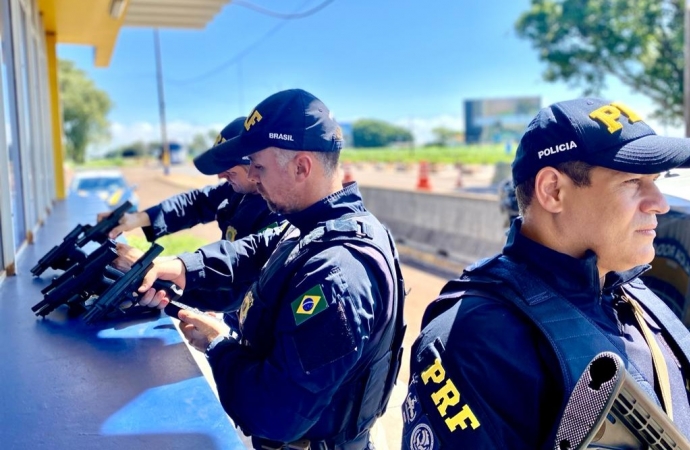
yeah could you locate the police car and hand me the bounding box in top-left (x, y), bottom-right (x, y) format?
top-left (69, 169), bottom-right (139, 212)
top-left (642, 168), bottom-right (690, 326)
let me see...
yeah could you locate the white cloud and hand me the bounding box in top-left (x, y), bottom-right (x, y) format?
top-left (393, 114), bottom-right (465, 145)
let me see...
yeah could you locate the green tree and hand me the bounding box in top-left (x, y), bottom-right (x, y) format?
top-left (352, 119), bottom-right (413, 148)
top-left (58, 59), bottom-right (113, 163)
top-left (516, 0), bottom-right (683, 123)
top-left (188, 132), bottom-right (211, 156)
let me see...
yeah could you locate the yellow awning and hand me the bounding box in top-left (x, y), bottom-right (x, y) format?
top-left (37, 0), bottom-right (229, 67)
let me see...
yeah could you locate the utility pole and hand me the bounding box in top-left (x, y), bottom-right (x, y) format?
top-left (685, 3), bottom-right (690, 137)
top-left (154, 28), bottom-right (170, 175)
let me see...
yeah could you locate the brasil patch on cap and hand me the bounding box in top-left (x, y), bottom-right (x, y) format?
top-left (291, 284), bottom-right (328, 325)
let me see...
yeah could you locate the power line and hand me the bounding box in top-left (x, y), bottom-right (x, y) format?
top-left (232, 0), bottom-right (336, 19)
top-left (167, 0), bottom-right (336, 85)
top-left (167, 19), bottom-right (290, 85)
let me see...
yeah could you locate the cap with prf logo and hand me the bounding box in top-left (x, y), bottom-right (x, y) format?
top-left (193, 116), bottom-right (250, 175)
top-left (511, 98), bottom-right (690, 186)
top-left (203, 89), bottom-right (342, 169)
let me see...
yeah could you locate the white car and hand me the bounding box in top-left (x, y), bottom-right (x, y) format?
top-left (643, 168), bottom-right (690, 325)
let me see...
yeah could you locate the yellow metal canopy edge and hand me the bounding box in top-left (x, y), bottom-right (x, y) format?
top-left (38, 0), bottom-right (128, 67)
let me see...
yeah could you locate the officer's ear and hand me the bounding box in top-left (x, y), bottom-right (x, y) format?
top-left (293, 152), bottom-right (313, 181)
top-left (533, 167), bottom-right (566, 214)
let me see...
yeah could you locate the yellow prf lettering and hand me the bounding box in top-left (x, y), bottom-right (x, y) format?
top-left (421, 358), bottom-right (445, 384)
top-left (245, 110), bottom-right (263, 130)
top-left (445, 404), bottom-right (481, 431)
top-left (431, 378), bottom-right (460, 416)
top-left (589, 102), bottom-right (643, 133)
top-left (420, 357), bottom-right (481, 432)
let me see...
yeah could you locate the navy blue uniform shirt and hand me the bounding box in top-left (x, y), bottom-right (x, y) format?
top-left (178, 183), bottom-right (398, 444)
top-left (404, 219), bottom-right (690, 449)
top-left (142, 182), bottom-right (280, 314)
top-left (143, 182), bottom-right (278, 243)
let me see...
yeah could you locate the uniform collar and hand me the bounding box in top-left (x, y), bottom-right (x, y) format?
top-left (504, 217), bottom-right (649, 300)
top-left (283, 181), bottom-right (366, 233)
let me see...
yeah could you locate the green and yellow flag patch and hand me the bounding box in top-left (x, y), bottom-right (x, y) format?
top-left (291, 284), bottom-right (328, 325)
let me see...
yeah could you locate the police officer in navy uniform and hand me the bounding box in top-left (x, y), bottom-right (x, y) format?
top-left (102, 117), bottom-right (281, 323)
top-left (100, 116), bottom-right (280, 246)
top-left (403, 98), bottom-right (690, 449)
top-left (128, 89), bottom-right (406, 450)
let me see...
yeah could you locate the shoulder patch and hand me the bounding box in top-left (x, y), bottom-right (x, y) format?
top-left (291, 284), bottom-right (328, 325)
top-left (239, 288), bottom-right (254, 327)
top-left (225, 225), bottom-right (238, 241)
top-left (407, 416), bottom-right (440, 450)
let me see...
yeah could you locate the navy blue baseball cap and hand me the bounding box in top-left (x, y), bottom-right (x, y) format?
top-left (193, 116), bottom-right (250, 175)
top-left (206, 89), bottom-right (343, 162)
top-left (512, 98), bottom-right (690, 186)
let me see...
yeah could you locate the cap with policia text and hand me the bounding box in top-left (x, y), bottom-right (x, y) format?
top-left (201, 89), bottom-right (342, 167)
top-left (512, 98), bottom-right (690, 186)
top-left (193, 116), bottom-right (250, 175)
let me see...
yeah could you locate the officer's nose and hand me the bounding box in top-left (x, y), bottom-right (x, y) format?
top-left (247, 164), bottom-right (259, 183)
top-left (644, 181), bottom-right (670, 215)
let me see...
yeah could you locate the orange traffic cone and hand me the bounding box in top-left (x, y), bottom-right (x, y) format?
top-left (416, 161), bottom-right (432, 190)
top-left (342, 162), bottom-right (354, 183)
top-left (455, 164), bottom-right (464, 188)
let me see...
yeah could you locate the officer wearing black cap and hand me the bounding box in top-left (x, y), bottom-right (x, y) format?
top-left (126, 89), bottom-right (407, 449)
top-left (101, 117), bottom-right (279, 245)
top-left (403, 98), bottom-right (690, 449)
top-left (102, 117), bottom-right (280, 319)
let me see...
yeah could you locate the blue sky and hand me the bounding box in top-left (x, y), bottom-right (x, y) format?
top-left (57, 0), bottom-right (680, 151)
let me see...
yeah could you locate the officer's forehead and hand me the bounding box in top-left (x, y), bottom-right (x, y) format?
top-left (248, 147), bottom-right (276, 163)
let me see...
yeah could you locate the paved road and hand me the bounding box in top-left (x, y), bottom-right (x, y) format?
top-left (119, 162), bottom-right (458, 449)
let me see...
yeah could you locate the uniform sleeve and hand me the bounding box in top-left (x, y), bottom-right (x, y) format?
top-left (142, 183), bottom-right (236, 241)
top-left (178, 284), bottom-right (251, 313)
top-left (178, 225), bottom-right (288, 290)
top-left (206, 246), bottom-right (382, 442)
top-left (404, 296), bottom-right (562, 450)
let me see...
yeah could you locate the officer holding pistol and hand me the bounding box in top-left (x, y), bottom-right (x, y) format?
top-left (99, 117), bottom-right (281, 319)
top-left (99, 116), bottom-right (280, 248)
top-left (403, 98), bottom-right (690, 449)
top-left (124, 89), bottom-right (406, 449)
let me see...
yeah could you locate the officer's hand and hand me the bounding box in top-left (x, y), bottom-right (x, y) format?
top-left (137, 258), bottom-right (186, 309)
top-left (178, 309), bottom-right (231, 353)
top-left (108, 211), bottom-right (152, 239)
top-left (97, 211), bottom-right (112, 223)
top-left (112, 243), bottom-right (145, 272)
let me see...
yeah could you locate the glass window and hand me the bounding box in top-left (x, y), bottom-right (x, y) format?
top-left (17, 5), bottom-right (36, 228)
top-left (2, 0), bottom-right (25, 251)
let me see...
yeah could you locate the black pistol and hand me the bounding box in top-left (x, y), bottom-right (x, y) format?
top-left (82, 243), bottom-right (183, 324)
top-left (30, 201), bottom-right (132, 277)
top-left (32, 240), bottom-right (119, 317)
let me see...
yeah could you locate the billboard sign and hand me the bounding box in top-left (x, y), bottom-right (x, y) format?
top-left (465, 97), bottom-right (541, 144)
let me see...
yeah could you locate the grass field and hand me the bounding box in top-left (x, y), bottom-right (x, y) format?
top-left (126, 234), bottom-right (210, 256)
top-left (340, 143), bottom-right (515, 165)
top-left (76, 143), bottom-right (515, 168)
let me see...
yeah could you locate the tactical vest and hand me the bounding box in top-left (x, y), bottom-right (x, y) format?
top-left (417, 254), bottom-right (690, 448)
top-left (215, 194), bottom-right (275, 242)
top-left (240, 213), bottom-right (406, 447)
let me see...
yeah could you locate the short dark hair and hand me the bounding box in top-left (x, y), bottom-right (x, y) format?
top-left (313, 150), bottom-right (340, 177)
top-left (515, 161), bottom-right (594, 213)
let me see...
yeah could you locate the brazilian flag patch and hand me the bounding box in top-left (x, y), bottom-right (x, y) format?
top-left (291, 285), bottom-right (328, 325)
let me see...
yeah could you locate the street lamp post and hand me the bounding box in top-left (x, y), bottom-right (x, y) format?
top-left (154, 28), bottom-right (170, 175)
